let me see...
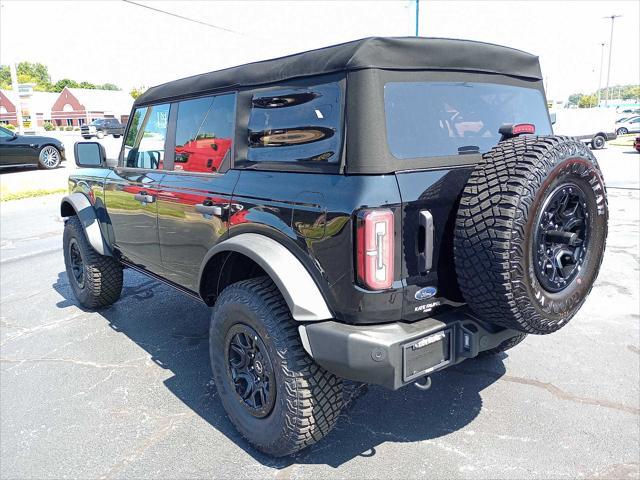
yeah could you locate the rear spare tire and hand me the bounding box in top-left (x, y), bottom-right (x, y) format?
top-left (454, 136), bottom-right (607, 334)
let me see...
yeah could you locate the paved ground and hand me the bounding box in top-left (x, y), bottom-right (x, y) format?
top-left (1, 145), bottom-right (638, 479)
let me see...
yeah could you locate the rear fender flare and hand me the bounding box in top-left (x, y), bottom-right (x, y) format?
top-left (200, 233), bottom-right (333, 322)
top-left (60, 193), bottom-right (112, 256)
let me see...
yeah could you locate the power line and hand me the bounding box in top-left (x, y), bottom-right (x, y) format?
top-left (121, 0), bottom-right (244, 35)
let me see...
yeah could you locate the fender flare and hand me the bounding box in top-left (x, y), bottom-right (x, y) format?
top-left (201, 233), bottom-right (333, 322)
top-left (60, 193), bottom-right (112, 256)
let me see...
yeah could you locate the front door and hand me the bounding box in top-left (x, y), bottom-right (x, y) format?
top-left (104, 103), bottom-right (170, 275)
top-left (157, 94), bottom-right (238, 291)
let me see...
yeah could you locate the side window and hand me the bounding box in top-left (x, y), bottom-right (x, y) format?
top-left (245, 81), bottom-right (343, 166)
top-left (174, 94), bottom-right (235, 173)
top-left (123, 103), bottom-right (170, 169)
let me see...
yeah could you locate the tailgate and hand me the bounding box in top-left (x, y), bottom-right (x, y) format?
top-left (395, 168), bottom-right (474, 321)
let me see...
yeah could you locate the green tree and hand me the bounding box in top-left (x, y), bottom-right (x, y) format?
top-left (568, 93), bottom-right (583, 106)
top-left (130, 86), bottom-right (146, 99)
top-left (98, 83), bottom-right (120, 91)
top-left (622, 86), bottom-right (640, 100)
top-left (0, 65), bottom-right (11, 89)
top-left (53, 78), bottom-right (80, 92)
top-left (578, 94), bottom-right (597, 108)
top-left (16, 62), bottom-right (50, 84)
top-left (78, 81), bottom-right (96, 89)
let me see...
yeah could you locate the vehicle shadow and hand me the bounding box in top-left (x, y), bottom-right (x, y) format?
top-left (53, 269), bottom-right (507, 469)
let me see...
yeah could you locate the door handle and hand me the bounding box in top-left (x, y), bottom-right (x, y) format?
top-left (195, 203), bottom-right (223, 216)
top-left (134, 192), bottom-right (156, 204)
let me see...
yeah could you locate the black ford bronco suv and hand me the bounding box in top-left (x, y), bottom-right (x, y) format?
top-left (61, 37), bottom-right (608, 456)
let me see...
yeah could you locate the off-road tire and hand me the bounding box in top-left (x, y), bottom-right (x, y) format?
top-left (454, 136), bottom-right (608, 334)
top-left (209, 277), bottom-right (344, 457)
top-left (63, 216), bottom-right (123, 308)
top-left (479, 333), bottom-right (527, 356)
top-left (591, 134), bottom-right (606, 150)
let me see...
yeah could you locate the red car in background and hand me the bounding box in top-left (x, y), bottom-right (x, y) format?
top-left (174, 137), bottom-right (232, 173)
top-left (634, 135), bottom-right (640, 153)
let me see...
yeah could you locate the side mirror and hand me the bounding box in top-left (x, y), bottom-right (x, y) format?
top-left (549, 112), bottom-right (557, 125)
top-left (74, 141), bottom-right (107, 168)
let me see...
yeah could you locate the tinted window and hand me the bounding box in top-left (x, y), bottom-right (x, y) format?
top-left (246, 82), bottom-right (342, 165)
top-left (174, 94), bottom-right (235, 173)
top-left (123, 104), bottom-right (170, 169)
top-left (0, 127), bottom-right (12, 139)
top-left (384, 82), bottom-right (551, 159)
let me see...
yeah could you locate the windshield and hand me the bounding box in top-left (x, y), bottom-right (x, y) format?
top-left (384, 82), bottom-right (551, 159)
top-left (90, 119), bottom-right (106, 126)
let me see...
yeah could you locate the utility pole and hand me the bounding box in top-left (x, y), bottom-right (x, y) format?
top-left (603, 14), bottom-right (622, 107)
top-left (9, 63), bottom-right (24, 135)
top-left (415, 0), bottom-right (420, 37)
top-left (597, 42), bottom-right (605, 107)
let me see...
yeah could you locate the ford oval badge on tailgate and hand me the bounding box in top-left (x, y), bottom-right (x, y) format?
top-left (415, 286), bottom-right (437, 300)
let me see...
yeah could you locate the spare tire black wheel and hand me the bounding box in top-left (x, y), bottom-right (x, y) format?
top-left (454, 136), bottom-right (608, 334)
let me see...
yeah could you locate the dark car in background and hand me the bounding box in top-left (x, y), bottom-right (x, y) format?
top-left (0, 126), bottom-right (65, 169)
top-left (634, 135), bottom-right (640, 152)
top-left (81, 118), bottom-right (124, 139)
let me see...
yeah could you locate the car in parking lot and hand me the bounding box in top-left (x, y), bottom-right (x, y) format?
top-left (81, 118), bottom-right (124, 139)
top-left (615, 116), bottom-right (640, 135)
top-left (62, 37), bottom-right (608, 457)
top-left (0, 125), bottom-right (65, 169)
top-left (634, 135), bottom-right (640, 152)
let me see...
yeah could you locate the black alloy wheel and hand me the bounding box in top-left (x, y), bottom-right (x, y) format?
top-left (533, 183), bottom-right (590, 293)
top-left (225, 323), bottom-right (276, 418)
top-left (68, 237), bottom-right (85, 289)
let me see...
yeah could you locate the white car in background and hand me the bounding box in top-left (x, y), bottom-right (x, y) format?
top-left (615, 116), bottom-right (640, 135)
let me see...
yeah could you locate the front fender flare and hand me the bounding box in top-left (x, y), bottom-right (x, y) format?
top-left (201, 233), bottom-right (333, 322)
top-left (60, 193), bottom-right (112, 256)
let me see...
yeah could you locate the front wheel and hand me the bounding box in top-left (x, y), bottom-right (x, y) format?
top-left (617, 127), bottom-right (628, 135)
top-left (38, 145), bottom-right (61, 169)
top-left (96, 130), bottom-right (105, 139)
top-left (113, 134), bottom-right (121, 138)
top-left (63, 216), bottom-right (123, 308)
top-left (209, 277), bottom-right (344, 457)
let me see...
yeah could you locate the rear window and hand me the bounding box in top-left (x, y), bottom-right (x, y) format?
top-left (384, 82), bottom-right (551, 159)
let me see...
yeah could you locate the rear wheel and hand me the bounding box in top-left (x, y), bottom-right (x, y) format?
top-left (63, 216), bottom-right (123, 308)
top-left (113, 134), bottom-right (121, 138)
top-left (455, 136), bottom-right (608, 334)
top-left (617, 127), bottom-right (628, 135)
top-left (209, 277), bottom-right (344, 457)
top-left (38, 145), bottom-right (61, 169)
top-left (591, 134), bottom-right (606, 150)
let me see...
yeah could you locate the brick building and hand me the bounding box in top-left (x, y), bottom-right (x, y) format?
top-left (0, 86), bottom-right (133, 128)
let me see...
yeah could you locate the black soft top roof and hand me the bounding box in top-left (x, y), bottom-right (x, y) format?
top-left (135, 36), bottom-right (542, 106)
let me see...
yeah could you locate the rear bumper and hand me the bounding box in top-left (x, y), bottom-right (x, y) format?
top-left (299, 308), bottom-right (519, 390)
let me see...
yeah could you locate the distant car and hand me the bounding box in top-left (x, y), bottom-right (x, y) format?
top-left (634, 135), bottom-right (640, 153)
top-left (615, 116), bottom-right (640, 135)
top-left (0, 125), bottom-right (65, 169)
top-left (81, 118), bottom-right (124, 139)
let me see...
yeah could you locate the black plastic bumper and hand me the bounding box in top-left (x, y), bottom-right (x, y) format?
top-left (299, 308), bottom-right (519, 390)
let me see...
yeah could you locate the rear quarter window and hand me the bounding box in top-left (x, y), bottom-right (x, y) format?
top-left (245, 81), bottom-right (343, 166)
top-left (384, 82), bottom-right (551, 159)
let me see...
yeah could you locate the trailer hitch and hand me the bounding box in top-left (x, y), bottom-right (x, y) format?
top-left (413, 375), bottom-right (432, 391)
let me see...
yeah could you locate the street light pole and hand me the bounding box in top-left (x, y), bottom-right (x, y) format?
top-left (597, 42), bottom-right (605, 107)
top-left (415, 0), bottom-right (420, 37)
top-left (9, 63), bottom-right (24, 135)
top-left (603, 14), bottom-right (622, 107)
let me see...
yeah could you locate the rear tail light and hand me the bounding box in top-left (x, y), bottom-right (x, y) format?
top-left (356, 209), bottom-right (394, 290)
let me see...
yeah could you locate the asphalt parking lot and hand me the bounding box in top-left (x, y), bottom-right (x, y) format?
top-left (1, 145), bottom-right (638, 479)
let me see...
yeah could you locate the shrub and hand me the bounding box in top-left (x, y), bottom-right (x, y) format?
top-left (43, 122), bottom-right (55, 131)
top-left (73, 127), bottom-right (80, 131)
top-left (65, 126), bottom-right (73, 131)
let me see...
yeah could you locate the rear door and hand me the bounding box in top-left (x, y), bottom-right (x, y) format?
top-left (383, 80), bottom-right (553, 320)
top-left (156, 93), bottom-right (239, 291)
top-left (105, 103), bottom-right (170, 275)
